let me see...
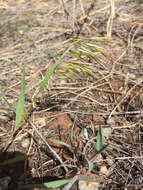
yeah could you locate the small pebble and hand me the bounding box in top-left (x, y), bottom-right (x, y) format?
top-left (99, 165), bottom-right (108, 175)
top-left (79, 180), bottom-right (99, 190)
top-left (21, 138), bottom-right (30, 148)
top-left (102, 127), bottom-right (112, 140)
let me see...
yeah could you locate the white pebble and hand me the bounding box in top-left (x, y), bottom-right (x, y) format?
top-left (21, 138), bottom-right (30, 148)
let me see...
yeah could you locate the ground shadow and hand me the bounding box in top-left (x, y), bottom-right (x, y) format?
top-left (0, 150), bottom-right (70, 190)
top-left (0, 151), bottom-right (30, 190)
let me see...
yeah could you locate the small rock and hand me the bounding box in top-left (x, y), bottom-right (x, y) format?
top-left (99, 165), bottom-right (108, 175)
top-left (79, 180), bottom-right (100, 190)
top-left (21, 138), bottom-right (30, 148)
top-left (102, 127), bottom-right (112, 140)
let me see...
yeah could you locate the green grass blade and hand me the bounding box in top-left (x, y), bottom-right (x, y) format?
top-left (80, 66), bottom-right (97, 78)
top-left (19, 40), bottom-right (81, 127)
top-left (82, 140), bottom-right (94, 174)
top-left (38, 39), bottom-right (81, 93)
top-left (0, 155), bottom-right (29, 166)
top-left (96, 126), bottom-right (103, 152)
top-left (0, 93), bottom-right (5, 100)
top-left (89, 37), bottom-right (105, 42)
top-left (0, 87), bottom-right (9, 100)
top-left (70, 50), bottom-right (82, 59)
top-left (15, 69), bottom-right (25, 130)
top-left (86, 160), bottom-right (94, 174)
top-left (55, 72), bottom-right (67, 78)
top-left (50, 139), bottom-right (71, 148)
top-left (98, 144), bottom-right (109, 153)
top-left (59, 66), bottom-right (77, 75)
top-left (24, 179), bottom-right (69, 189)
top-left (93, 44), bottom-right (111, 59)
top-left (3, 96), bottom-right (15, 111)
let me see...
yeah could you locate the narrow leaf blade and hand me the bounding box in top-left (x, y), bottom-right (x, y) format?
top-left (24, 179), bottom-right (69, 189)
top-left (15, 69), bottom-right (25, 130)
top-left (86, 160), bottom-right (94, 174)
top-left (0, 155), bottom-right (29, 166)
top-left (50, 139), bottom-right (71, 148)
top-left (39, 40), bottom-right (81, 93)
top-left (96, 126), bottom-right (103, 152)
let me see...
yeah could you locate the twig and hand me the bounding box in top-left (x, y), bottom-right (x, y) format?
top-left (62, 173), bottom-right (79, 190)
top-left (72, 0), bottom-right (76, 31)
top-left (109, 77), bottom-right (143, 118)
top-left (115, 156), bottom-right (143, 160)
top-left (59, 0), bottom-right (69, 18)
top-left (64, 110), bottom-right (143, 116)
top-left (29, 119), bottom-right (68, 173)
top-left (79, 0), bottom-right (85, 17)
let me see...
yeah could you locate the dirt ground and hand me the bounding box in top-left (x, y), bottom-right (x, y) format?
top-left (0, 0), bottom-right (143, 189)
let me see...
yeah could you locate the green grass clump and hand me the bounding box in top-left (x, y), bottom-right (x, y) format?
top-left (4, 37), bottom-right (111, 189)
top-left (56, 38), bottom-right (112, 79)
top-left (15, 39), bottom-right (81, 131)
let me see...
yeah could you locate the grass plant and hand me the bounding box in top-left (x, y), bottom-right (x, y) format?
top-left (0, 0), bottom-right (142, 189)
top-left (6, 38), bottom-right (112, 189)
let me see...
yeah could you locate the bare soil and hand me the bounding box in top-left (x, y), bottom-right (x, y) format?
top-left (0, 0), bottom-right (143, 189)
